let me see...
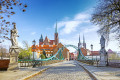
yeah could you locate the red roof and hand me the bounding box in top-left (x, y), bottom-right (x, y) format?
top-left (70, 53), bottom-right (74, 56)
top-left (31, 45), bottom-right (57, 52)
top-left (49, 40), bottom-right (55, 45)
top-left (39, 42), bottom-right (43, 45)
top-left (90, 51), bottom-right (99, 56)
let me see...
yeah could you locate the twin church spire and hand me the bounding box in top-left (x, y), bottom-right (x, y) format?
top-left (78, 34), bottom-right (86, 49)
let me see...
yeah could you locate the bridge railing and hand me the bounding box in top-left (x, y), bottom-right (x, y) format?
top-left (18, 59), bottom-right (64, 67)
top-left (18, 60), bottom-right (42, 67)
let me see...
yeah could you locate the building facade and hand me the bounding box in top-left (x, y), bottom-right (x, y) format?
top-left (32, 21), bottom-right (59, 59)
top-left (39, 21), bottom-right (59, 45)
top-left (31, 21), bottom-right (70, 60)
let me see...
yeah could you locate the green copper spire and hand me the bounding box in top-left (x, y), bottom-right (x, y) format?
top-left (55, 20), bottom-right (57, 33)
top-left (40, 34), bottom-right (43, 39)
top-left (79, 34), bottom-right (81, 43)
top-left (83, 34), bottom-right (85, 43)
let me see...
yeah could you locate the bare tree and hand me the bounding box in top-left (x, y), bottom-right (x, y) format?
top-left (0, 0), bottom-right (27, 43)
top-left (91, 0), bottom-right (120, 44)
top-left (0, 45), bottom-right (8, 59)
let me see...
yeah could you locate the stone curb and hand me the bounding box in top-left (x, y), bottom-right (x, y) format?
top-left (19, 67), bottom-right (52, 80)
top-left (77, 61), bottom-right (98, 80)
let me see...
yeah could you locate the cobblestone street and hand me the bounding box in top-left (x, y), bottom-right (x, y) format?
top-left (29, 61), bottom-right (91, 80)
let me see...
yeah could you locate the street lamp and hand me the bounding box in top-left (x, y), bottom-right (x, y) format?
top-left (32, 40), bottom-right (36, 60)
top-left (91, 44), bottom-right (93, 60)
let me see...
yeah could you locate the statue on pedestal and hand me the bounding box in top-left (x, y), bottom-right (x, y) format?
top-left (99, 35), bottom-right (107, 66)
top-left (10, 23), bottom-right (19, 47)
top-left (8, 23), bottom-right (20, 70)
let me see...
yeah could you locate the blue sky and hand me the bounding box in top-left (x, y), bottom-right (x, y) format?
top-left (2, 0), bottom-right (120, 52)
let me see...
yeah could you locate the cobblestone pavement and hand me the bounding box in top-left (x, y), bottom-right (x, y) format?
top-left (29, 61), bottom-right (92, 80)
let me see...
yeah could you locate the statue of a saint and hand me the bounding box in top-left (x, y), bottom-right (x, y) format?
top-left (100, 35), bottom-right (105, 48)
top-left (99, 35), bottom-right (107, 66)
top-left (10, 23), bottom-right (19, 47)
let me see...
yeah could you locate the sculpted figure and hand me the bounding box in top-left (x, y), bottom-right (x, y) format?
top-left (100, 35), bottom-right (105, 48)
top-left (10, 23), bottom-right (19, 46)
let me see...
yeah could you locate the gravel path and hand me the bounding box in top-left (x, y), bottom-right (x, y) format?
top-left (29, 61), bottom-right (91, 80)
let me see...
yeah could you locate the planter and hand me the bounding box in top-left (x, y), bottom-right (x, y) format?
top-left (0, 59), bottom-right (10, 71)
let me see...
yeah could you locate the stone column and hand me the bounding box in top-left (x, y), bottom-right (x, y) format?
top-left (8, 46), bottom-right (19, 70)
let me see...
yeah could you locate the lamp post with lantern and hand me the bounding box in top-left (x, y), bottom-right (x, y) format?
top-left (91, 44), bottom-right (93, 60)
top-left (32, 40), bottom-right (36, 60)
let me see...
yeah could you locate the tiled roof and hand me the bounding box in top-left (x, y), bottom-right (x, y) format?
top-left (90, 51), bottom-right (99, 56)
top-left (31, 45), bottom-right (57, 52)
top-left (44, 36), bottom-right (50, 42)
top-left (70, 53), bottom-right (74, 55)
top-left (39, 42), bottom-right (43, 45)
top-left (81, 48), bottom-right (87, 56)
top-left (49, 40), bottom-right (55, 45)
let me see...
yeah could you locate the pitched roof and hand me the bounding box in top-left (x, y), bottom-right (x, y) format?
top-left (31, 45), bottom-right (57, 52)
top-left (107, 49), bottom-right (113, 53)
top-left (44, 36), bottom-right (50, 42)
top-left (80, 48), bottom-right (87, 56)
top-left (39, 42), bottom-right (43, 45)
top-left (49, 40), bottom-right (55, 45)
top-left (90, 51), bottom-right (99, 56)
top-left (70, 53), bottom-right (74, 55)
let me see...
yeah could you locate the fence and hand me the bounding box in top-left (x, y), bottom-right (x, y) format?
top-left (108, 59), bottom-right (120, 68)
top-left (18, 60), bottom-right (63, 67)
top-left (78, 59), bottom-right (120, 67)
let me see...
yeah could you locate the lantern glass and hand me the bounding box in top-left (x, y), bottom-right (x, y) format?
top-left (32, 40), bottom-right (36, 45)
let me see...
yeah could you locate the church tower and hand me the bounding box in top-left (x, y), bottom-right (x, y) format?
top-left (54, 20), bottom-right (59, 45)
top-left (39, 34), bottom-right (43, 45)
top-left (78, 34), bottom-right (81, 49)
top-left (83, 34), bottom-right (86, 49)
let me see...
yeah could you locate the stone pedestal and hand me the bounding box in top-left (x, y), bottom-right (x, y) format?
top-left (98, 50), bottom-right (107, 67)
top-left (99, 54), bottom-right (107, 66)
top-left (8, 46), bottom-right (19, 70)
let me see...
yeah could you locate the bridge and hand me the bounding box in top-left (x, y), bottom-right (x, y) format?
top-left (35, 44), bottom-right (91, 61)
top-left (1, 45), bottom-right (119, 80)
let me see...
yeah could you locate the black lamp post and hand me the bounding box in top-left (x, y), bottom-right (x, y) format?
top-left (91, 44), bottom-right (93, 60)
top-left (32, 40), bottom-right (36, 60)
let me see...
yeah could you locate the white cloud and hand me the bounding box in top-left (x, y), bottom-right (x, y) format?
top-left (54, 12), bottom-right (91, 35)
top-left (82, 25), bottom-right (99, 33)
top-left (55, 10), bottom-right (120, 52)
top-left (60, 21), bottom-right (81, 34)
top-left (74, 13), bottom-right (90, 20)
top-left (31, 32), bottom-right (36, 35)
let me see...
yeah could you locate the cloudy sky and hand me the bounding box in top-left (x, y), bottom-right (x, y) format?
top-left (1, 0), bottom-right (120, 52)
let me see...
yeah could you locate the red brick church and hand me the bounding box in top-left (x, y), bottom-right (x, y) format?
top-left (39, 22), bottom-right (59, 45)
